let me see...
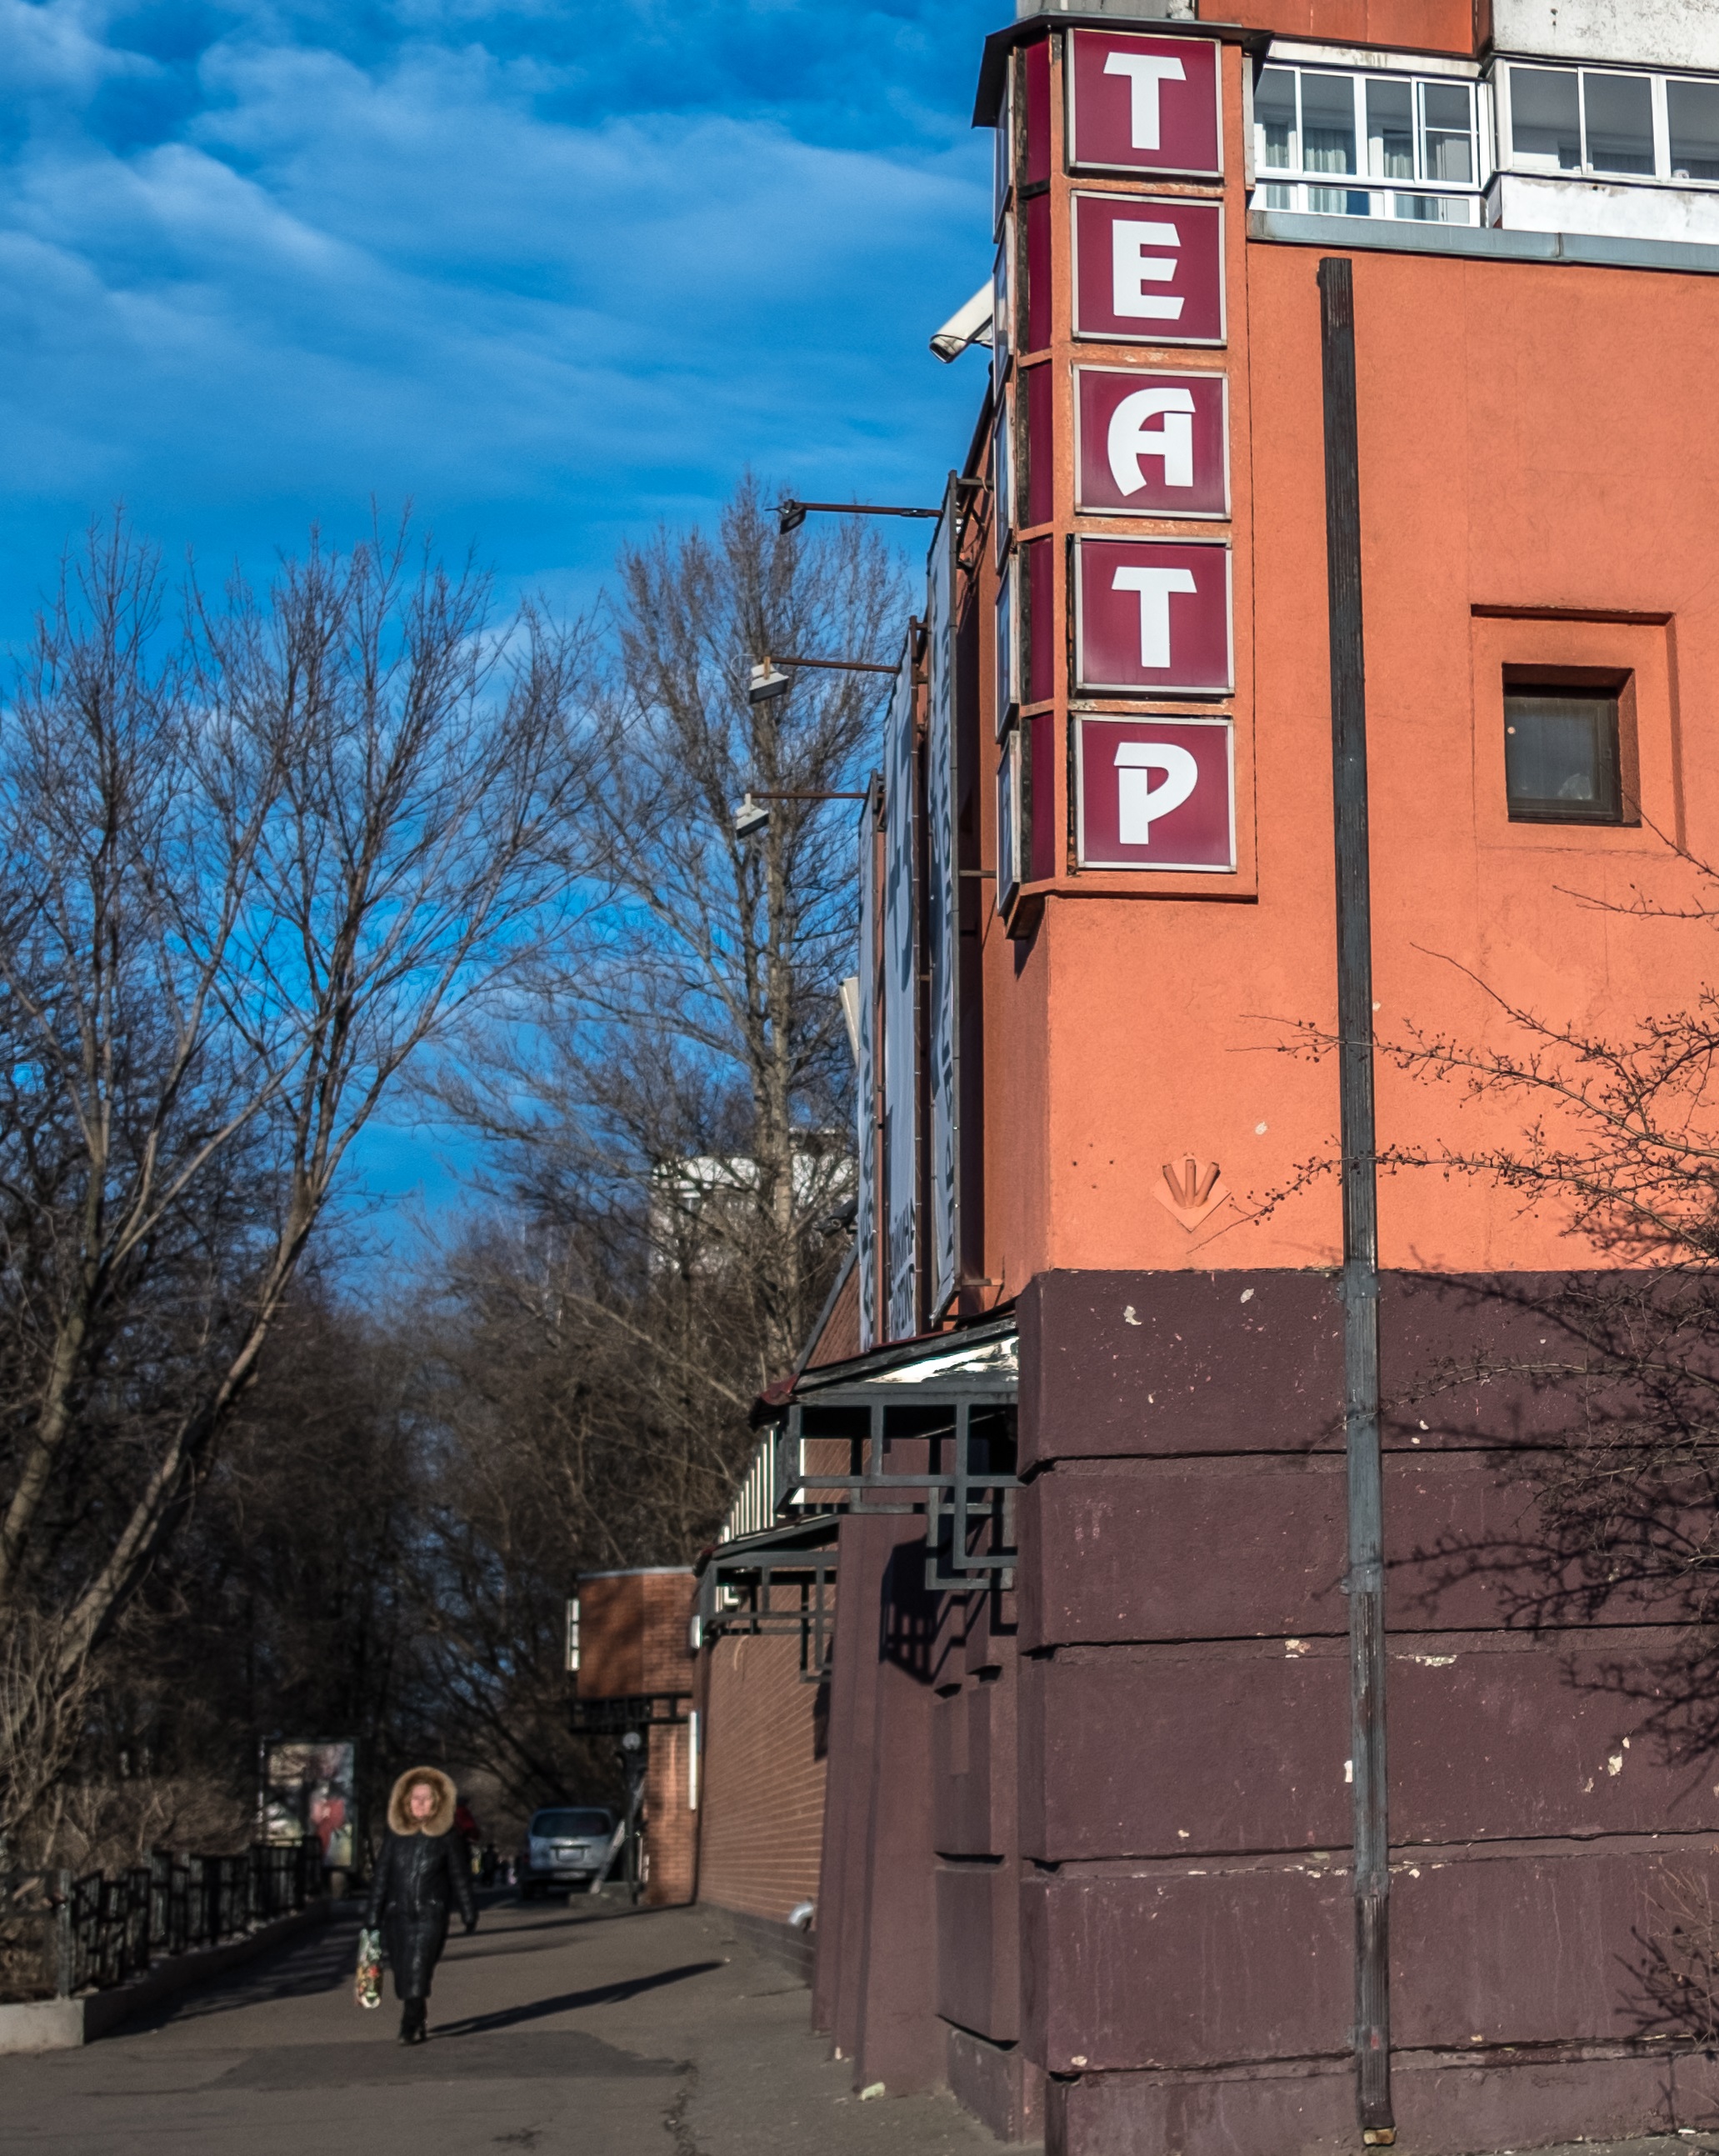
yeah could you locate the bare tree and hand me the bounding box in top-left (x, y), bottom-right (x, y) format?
top-left (0, 513), bottom-right (592, 1687)
top-left (442, 476), bottom-right (903, 1391)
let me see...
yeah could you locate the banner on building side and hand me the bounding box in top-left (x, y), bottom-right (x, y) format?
top-left (856, 784), bottom-right (879, 1353)
top-left (262, 1739), bottom-right (355, 1867)
top-left (882, 638), bottom-right (918, 1342)
top-left (926, 479), bottom-right (962, 1319)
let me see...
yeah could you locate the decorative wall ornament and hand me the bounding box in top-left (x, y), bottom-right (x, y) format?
top-left (1153, 1153), bottom-right (1228, 1229)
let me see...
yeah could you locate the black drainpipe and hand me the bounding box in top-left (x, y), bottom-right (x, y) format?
top-left (1317, 253), bottom-right (1395, 2148)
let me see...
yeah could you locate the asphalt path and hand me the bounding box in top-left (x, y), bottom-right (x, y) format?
top-left (0, 1890), bottom-right (1007, 2155)
top-left (9, 1893), bottom-right (1719, 2155)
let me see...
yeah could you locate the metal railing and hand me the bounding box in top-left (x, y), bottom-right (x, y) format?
top-left (1, 1838), bottom-right (323, 2001)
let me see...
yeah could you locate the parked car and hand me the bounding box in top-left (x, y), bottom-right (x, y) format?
top-left (516, 1805), bottom-right (615, 1898)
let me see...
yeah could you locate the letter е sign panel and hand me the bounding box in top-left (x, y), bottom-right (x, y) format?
top-left (1077, 366), bottom-right (1227, 518)
top-left (1075, 534), bottom-right (1232, 695)
top-left (1077, 714), bottom-right (1234, 872)
top-left (1072, 194), bottom-right (1223, 346)
top-left (1067, 29), bottom-right (1222, 178)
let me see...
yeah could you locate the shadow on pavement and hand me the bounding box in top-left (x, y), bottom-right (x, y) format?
top-left (433, 1959), bottom-right (725, 2038)
top-left (212, 2028), bottom-right (682, 2089)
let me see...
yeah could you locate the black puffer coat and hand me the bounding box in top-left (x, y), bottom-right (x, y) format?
top-left (362, 1767), bottom-right (477, 1999)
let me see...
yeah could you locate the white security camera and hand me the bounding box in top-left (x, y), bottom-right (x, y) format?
top-left (929, 283), bottom-right (995, 363)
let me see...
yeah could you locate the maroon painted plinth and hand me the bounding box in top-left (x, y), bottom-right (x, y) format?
top-left (947, 2023), bottom-right (1047, 2147)
top-left (1006, 1265), bottom-right (1719, 2156)
top-left (812, 1513), bottom-right (946, 2093)
top-left (1022, 1448), bottom-right (1692, 1648)
top-left (936, 1863), bottom-right (1020, 2041)
top-left (1024, 1846), bottom-right (1719, 2073)
top-left (1048, 2047), bottom-right (1719, 2156)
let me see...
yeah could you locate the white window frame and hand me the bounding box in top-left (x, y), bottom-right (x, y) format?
top-left (1252, 63), bottom-right (1485, 224)
top-left (1496, 60), bottom-right (1719, 190)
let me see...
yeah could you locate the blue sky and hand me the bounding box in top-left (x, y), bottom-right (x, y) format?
top-left (0, 0), bottom-right (1001, 631)
top-left (0, 0), bottom-right (1002, 1236)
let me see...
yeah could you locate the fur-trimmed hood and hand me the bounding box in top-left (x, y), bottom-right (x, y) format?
top-left (387, 1765), bottom-right (457, 1838)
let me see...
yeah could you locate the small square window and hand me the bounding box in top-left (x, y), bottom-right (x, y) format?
top-left (1503, 689), bottom-right (1622, 823)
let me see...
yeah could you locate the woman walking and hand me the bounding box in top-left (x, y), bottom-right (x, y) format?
top-left (363, 1765), bottom-right (478, 2044)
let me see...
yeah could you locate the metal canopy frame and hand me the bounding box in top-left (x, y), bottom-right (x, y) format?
top-left (777, 1373), bottom-right (1019, 1590)
top-left (700, 1543), bottom-right (837, 1683)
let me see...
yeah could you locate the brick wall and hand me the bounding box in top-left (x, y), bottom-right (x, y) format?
top-left (642, 1719), bottom-right (697, 1907)
top-left (697, 1631), bottom-right (827, 1923)
top-left (576, 1568), bottom-right (694, 1700)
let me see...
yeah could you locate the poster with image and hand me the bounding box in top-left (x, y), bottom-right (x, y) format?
top-left (263, 1739), bottom-right (356, 1867)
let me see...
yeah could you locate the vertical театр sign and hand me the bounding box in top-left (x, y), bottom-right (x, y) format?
top-left (882, 640), bottom-right (918, 1342)
top-left (925, 483), bottom-right (960, 1319)
top-left (855, 790), bottom-right (878, 1354)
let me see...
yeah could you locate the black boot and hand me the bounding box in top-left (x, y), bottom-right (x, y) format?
top-left (397, 1998), bottom-right (427, 2045)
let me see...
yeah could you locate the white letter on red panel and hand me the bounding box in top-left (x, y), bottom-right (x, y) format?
top-left (1073, 195), bottom-right (1224, 345)
top-left (1077, 716), bottom-right (1234, 873)
top-left (1108, 388), bottom-right (1194, 493)
top-left (1069, 31), bottom-right (1222, 178)
top-left (1075, 536), bottom-right (1232, 694)
top-left (1077, 368), bottom-right (1227, 518)
top-left (1103, 52), bottom-right (1185, 150)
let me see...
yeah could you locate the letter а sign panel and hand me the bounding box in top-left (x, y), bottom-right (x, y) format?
top-left (1077, 715), bottom-right (1234, 873)
top-left (1072, 194), bottom-right (1224, 346)
top-left (1074, 536), bottom-right (1232, 695)
top-left (1076, 367), bottom-right (1227, 518)
top-left (1067, 30), bottom-right (1222, 178)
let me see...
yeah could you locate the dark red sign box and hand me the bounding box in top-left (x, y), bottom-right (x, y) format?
top-left (1076, 714), bottom-right (1235, 873)
top-left (1067, 28), bottom-right (1222, 178)
top-left (1075, 366), bottom-right (1228, 519)
top-left (1072, 193), bottom-right (1225, 347)
top-left (1074, 535), bottom-right (1232, 696)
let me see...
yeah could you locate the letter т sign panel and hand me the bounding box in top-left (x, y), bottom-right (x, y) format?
top-left (1077, 714), bottom-right (1234, 872)
top-left (1067, 29), bottom-right (1222, 178)
top-left (1074, 535), bottom-right (1232, 696)
top-left (1072, 194), bottom-right (1223, 346)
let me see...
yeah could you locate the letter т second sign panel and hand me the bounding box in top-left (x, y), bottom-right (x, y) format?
top-left (1074, 535), bottom-right (1232, 695)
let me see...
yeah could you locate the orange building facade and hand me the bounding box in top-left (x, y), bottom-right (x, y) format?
top-left (723, 3), bottom-right (1719, 2152)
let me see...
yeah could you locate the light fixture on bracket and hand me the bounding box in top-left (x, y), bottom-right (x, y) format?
top-left (748, 659), bottom-right (792, 704)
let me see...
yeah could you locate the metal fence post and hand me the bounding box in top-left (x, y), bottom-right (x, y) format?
top-left (54, 1869), bottom-right (72, 1998)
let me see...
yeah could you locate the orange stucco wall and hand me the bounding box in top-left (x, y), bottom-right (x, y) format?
top-left (975, 33), bottom-right (1719, 1298)
top-left (1211, 0), bottom-right (1478, 52)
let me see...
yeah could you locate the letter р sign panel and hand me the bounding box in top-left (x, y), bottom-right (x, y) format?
top-left (1076, 366), bottom-right (1228, 518)
top-left (1067, 28), bottom-right (1222, 178)
top-left (1074, 535), bottom-right (1232, 695)
top-left (1077, 714), bottom-right (1234, 873)
top-left (1072, 194), bottom-right (1223, 345)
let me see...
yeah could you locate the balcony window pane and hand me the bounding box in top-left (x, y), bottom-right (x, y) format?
top-left (1367, 79), bottom-right (1414, 180)
top-left (1504, 693), bottom-right (1622, 823)
top-left (1511, 68), bottom-right (1580, 171)
top-left (1302, 73), bottom-right (1357, 175)
top-left (1583, 72), bottom-right (1654, 175)
top-left (1422, 82), bottom-right (1474, 183)
top-left (1392, 191), bottom-right (1473, 223)
top-left (1669, 78), bottom-right (1719, 181)
top-left (1256, 68), bottom-right (1297, 170)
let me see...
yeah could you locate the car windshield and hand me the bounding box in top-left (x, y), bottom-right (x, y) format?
top-left (532, 1808), bottom-right (611, 1839)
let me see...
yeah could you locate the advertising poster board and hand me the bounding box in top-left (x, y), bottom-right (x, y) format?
top-left (262, 1739), bottom-right (356, 1867)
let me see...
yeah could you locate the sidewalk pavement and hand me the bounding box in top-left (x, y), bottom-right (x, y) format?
top-left (0, 1888), bottom-right (1007, 2154)
top-left (3, 1888), bottom-right (1719, 2156)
